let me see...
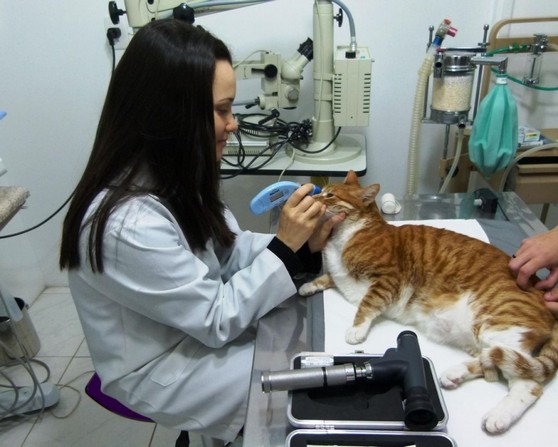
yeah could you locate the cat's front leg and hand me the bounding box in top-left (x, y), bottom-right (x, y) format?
top-left (439, 358), bottom-right (483, 389)
top-left (346, 318), bottom-right (376, 345)
top-left (481, 378), bottom-right (542, 434)
top-left (346, 278), bottom-right (396, 345)
top-left (344, 283), bottom-right (392, 344)
top-left (345, 305), bottom-right (386, 345)
top-left (298, 273), bottom-right (335, 297)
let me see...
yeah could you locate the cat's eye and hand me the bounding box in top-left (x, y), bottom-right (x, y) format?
top-left (325, 193), bottom-right (334, 198)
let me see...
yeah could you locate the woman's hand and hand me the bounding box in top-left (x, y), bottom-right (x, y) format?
top-left (509, 226), bottom-right (558, 289)
top-left (307, 212), bottom-right (346, 253)
top-left (543, 287), bottom-right (558, 319)
top-left (275, 184), bottom-right (325, 252)
top-left (509, 226), bottom-right (558, 319)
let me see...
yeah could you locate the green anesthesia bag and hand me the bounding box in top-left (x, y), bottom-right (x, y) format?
top-left (468, 75), bottom-right (518, 178)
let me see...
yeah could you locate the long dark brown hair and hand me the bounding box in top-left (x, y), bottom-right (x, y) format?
top-left (60, 19), bottom-right (235, 273)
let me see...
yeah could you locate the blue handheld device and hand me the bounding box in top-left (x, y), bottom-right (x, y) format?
top-left (249, 181), bottom-right (321, 215)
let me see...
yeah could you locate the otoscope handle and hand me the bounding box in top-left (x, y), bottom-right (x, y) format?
top-left (261, 363), bottom-right (355, 393)
top-left (397, 330), bottom-right (428, 390)
top-left (396, 330), bottom-right (438, 430)
top-left (250, 181), bottom-right (321, 215)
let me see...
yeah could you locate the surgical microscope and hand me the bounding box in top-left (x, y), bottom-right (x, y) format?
top-left (110, 0), bottom-right (373, 166)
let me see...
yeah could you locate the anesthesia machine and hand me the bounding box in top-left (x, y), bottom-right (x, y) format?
top-left (407, 19), bottom-right (558, 196)
top-left (406, 20), bottom-right (511, 196)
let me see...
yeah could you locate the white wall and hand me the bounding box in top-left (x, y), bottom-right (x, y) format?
top-left (0, 0), bottom-right (556, 303)
top-left (0, 0), bottom-right (111, 302)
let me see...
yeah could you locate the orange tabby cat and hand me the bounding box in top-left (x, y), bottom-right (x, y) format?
top-left (298, 171), bottom-right (558, 434)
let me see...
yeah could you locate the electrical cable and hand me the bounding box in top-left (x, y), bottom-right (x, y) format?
top-left (0, 368), bottom-right (22, 416)
top-left (292, 127), bottom-right (341, 154)
top-left (220, 136), bottom-right (287, 178)
top-left (3, 26), bottom-right (102, 240)
top-left (106, 28), bottom-right (121, 72)
top-left (220, 112), bottom-right (298, 178)
top-left (50, 369), bottom-right (96, 420)
top-left (0, 337), bottom-right (43, 420)
top-left (0, 345), bottom-right (87, 421)
top-left (220, 111), bottom-right (341, 179)
top-left (109, 40), bottom-right (117, 72)
top-left (0, 189), bottom-right (75, 239)
top-left (0, 315), bottom-right (92, 421)
top-left (278, 144), bottom-right (296, 181)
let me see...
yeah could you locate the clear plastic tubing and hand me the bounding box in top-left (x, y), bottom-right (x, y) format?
top-left (406, 51), bottom-right (436, 196)
top-left (406, 19), bottom-right (457, 196)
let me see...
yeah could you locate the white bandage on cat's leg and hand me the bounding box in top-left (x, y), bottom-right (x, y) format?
top-left (481, 379), bottom-right (543, 434)
top-left (439, 358), bottom-right (483, 389)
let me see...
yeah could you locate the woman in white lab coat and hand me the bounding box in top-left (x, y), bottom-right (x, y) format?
top-left (59, 19), bottom-right (341, 446)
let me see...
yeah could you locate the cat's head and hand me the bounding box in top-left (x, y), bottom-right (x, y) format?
top-left (313, 170), bottom-right (381, 218)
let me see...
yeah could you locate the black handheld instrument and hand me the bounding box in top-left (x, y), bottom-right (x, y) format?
top-left (261, 330), bottom-right (438, 430)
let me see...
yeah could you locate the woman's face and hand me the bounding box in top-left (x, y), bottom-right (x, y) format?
top-left (213, 60), bottom-right (238, 161)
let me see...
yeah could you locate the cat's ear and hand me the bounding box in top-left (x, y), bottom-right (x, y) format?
top-left (344, 170), bottom-right (359, 185)
top-left (362, 184), bottom-right (380, 205)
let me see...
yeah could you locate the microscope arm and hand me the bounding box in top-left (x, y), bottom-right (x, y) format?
top-left (123, 0), bottom-right (275, 29)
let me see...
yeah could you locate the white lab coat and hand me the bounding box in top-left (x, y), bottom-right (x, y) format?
top-left (68, 193), bottom-right (297, 441)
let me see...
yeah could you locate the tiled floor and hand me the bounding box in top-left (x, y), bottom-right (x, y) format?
top-left (0, 287), bottom-right (203, 446)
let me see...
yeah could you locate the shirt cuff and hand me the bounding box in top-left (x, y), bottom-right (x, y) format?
top-left (267, 237), bottom-right (304, 277)
top-left (296, 243), bottom-right (322, 274)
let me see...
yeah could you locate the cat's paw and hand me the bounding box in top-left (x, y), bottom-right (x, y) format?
top-left (439, 365), bottom-right (468, 389)
top-left (440, 359), bottom-right (483, 389)
top-left (298, 282), bottom-right (321, 297)
top-left (481, 379), bottom-right (540, 434)
top-left (345, 325), bottom-right (368, 345)
top-left (482, 408), bottom-right (515, 434)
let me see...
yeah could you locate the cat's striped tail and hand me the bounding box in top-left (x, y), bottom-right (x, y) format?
top-left (490, 322), bottom-right (558, 384)
top-left (533, 322), bottom-right (558, 382)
